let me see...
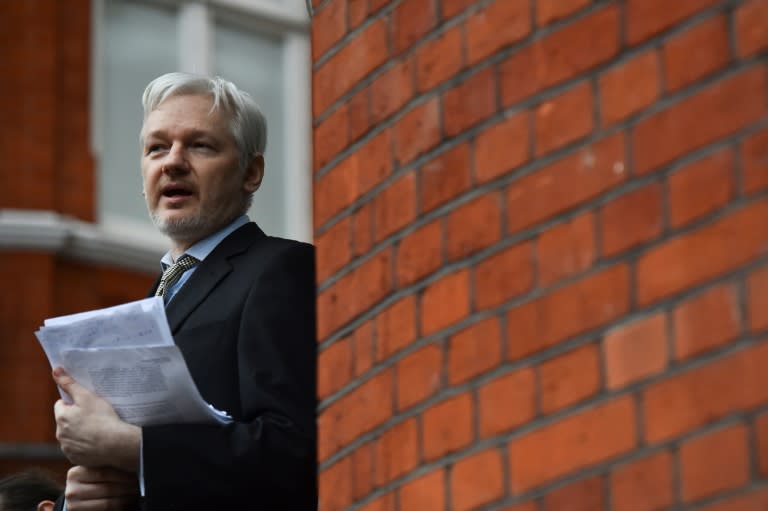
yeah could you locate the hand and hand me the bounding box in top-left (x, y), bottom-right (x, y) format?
top-left (64, 466), bottom-right (139, 511)
top-left (53, 367), bottom-right (141, 471)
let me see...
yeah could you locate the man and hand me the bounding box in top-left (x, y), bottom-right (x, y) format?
top-left (0, 470), bottom-right (62, 511)
top-left (51, 72), bottom-right (317, 510)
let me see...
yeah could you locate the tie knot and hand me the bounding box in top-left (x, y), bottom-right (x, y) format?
top-left (155, 255), bottom-right (200, 298)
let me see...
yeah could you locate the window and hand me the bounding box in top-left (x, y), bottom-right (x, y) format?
top-left (93, 0), bottom-right (312, 248)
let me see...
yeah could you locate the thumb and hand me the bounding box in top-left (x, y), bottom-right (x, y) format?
top-left (52, 367), bottom-right (87, 402)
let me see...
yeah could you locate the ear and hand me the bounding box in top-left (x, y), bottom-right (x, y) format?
top-left (38, 500), bottom-right (55, 511)
top-left (243, 153), bottom-right (264, 194)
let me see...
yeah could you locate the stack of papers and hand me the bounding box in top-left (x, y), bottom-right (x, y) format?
top-left (36, 297), bottom-right (231, 427)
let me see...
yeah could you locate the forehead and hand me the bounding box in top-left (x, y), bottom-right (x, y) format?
top-left (142, 94), bottom-right (231, 137)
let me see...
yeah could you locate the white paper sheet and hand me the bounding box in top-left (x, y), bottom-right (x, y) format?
top-left (35, 297), bottom-right (230, 426)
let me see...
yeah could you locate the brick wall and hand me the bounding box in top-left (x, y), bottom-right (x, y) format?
top-left (312, 0), bottom-right (768, 510)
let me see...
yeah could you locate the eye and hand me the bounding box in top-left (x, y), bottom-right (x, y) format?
top-left (145, 144), bottom-right (165, 155)
top-left (192, 141), bottom-right (215, 151)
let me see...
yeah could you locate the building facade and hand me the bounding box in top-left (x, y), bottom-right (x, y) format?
top-left (1, 0), bottom-right (768, 509)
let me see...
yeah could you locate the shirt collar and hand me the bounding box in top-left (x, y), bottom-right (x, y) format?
top-left (160, 215), bottom-right (250, 269)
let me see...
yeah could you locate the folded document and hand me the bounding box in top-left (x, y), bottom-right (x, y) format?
top-left (36, 297), bottom-right (231, 427)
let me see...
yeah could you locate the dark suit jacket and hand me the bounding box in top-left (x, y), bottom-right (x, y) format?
top-left (142, 223), bottom-right (317, 510)
top-left (56, 223), bottom-right (317, 511)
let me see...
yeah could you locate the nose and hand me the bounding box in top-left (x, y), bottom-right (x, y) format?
top-left (162, 143), bottom-right (190, 175)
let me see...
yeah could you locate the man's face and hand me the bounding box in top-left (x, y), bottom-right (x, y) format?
top-left (140, 94), bottom-right (262, 244)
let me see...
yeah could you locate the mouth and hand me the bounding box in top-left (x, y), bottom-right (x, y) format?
top-left (160, 183), bottom-right (195, 204)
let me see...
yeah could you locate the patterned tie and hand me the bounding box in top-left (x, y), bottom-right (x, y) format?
top-left (155, 255), bottom-right (199, 297)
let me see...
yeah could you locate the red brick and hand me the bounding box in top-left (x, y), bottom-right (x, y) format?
top-left (351, 443), bottom-right (375, 500)
top-left (536, 0), bottom-right (590, 26)
top-left (603, 313), bottom-right (668, 390)
top-left (318, 337), bottom-right (353, 399)
top-left (698, 489), bottom-right (768, 511)
top-left (499, 503), bottom-right (537, 511)
top-left (673, 284), bottom-right (741, 360)
top-left (443, 67), bottom-right (497, 138)
top-left (377, 295), bottom-right (418, 360)
top-left (448, 317), bottom-right (502, 385)
top-left (539, 343), bottom-right (601, 414)
top-left (633, 67), bottom-right (767, 174)
top-left (312, 0), bottom-right (347, 61)
top-left (348, 87), bottom-right (371, 142)
top-left (600, 183), bottom-right (663, 257)
top-left (466, 0), bottom-right (530, 64)
top-left (537, 212), bottom-right (596, 287)
top-left (316, 217), bottom-right (352, 283)
top-left (500, 5), bottom-right (620, 105)
top-left (748, 266), bottom-right (768, 333)
top-left (318, 369), bottom-right (393, 461)
top-left (474, 112), bottom-right (530, 183)
top-left (392, 0), bottom-right (438, 54)
top-left (353, 321), bottom-right (375, 376)
top-left (756, 412), bottom-right (768, 476)
top-left (741, 127), bottom-right (768, 195)
top-left (543, 476), bottom-right (604, 511)
top-left (373, 172), bottom-right (417, 242)
top-left (534, 81), bottom-right (594, 156)
top-left (319, 455), bottom-right (354, 511)
top-left (668, 149), bottom-right (735, 228)
top-left (348, 0), bottom-right (368, 29)
top-left (394, 99), bottom-right (442, 166)
top-left (313, 19), bottom-right (389, 117)
top-left (442, 0), bottom-right (474, 20)
top-left (317, 248), bottom-right (393, 340)
top-left (599, 50), bottom-right (660, 125)
top-left (475, 242), bottom-right (535, 310)
top-left (507, 133), bottom-right (626, 233)
top-left (396, 343), bottom-right (442, 410)
top-left (420, 143), bottom-right (472, 213)
top-left (314, 104), bottom-right (349, 171)
top-left (399, 468), bottom-right (445, 511)
top-left (625, 0), bottom-right (720, 44)
top-left (421, 393), bottom-right (474, 461)
top-left (507, 265), bottom-right (630, 359)
top-left (446, 193), bottom-right (502, 261)
top-left (396, 220), bottom-right (443, 287)
top-left (369, 0), bottom-right (389, 12)
top-left (314, 129), bottom-right (392, 227)
top-left (358, 493), bottom-right (395, 511)
top-left (735, 0), bottom-right (768, 57)
top-left (478, 368), bottom-right (536, 438)
top-left (508, 397), bottom-right (636, 492)
top-left (416, 25), bottom-right (464, 92)
top-left (451, 449), bottom-right (504, 511)
top-left (663, 15), bottom-right (730, 92)
top-left (610, 451), bottom-right (674, 511)
top-left (420, 269), bottom-right (471, 335)
top-left (636, 200), bottom-right (768, 306)
top-left (642, 342), bottom-right (768, 443)
top-left (370, 58), bottom-right (415, 124)
top-left (352, 202), bottom-right (374, 257)
top-left (679, 425), bottom-right (749, 502)
top-left (375, 418), bottom-right (419, 484)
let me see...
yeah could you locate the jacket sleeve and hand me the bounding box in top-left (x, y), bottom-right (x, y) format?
top-left (140, 243), bottom-right (317, 511)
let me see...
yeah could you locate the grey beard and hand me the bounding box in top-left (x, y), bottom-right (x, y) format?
top-left (151, 211), bottom-right (212, 241)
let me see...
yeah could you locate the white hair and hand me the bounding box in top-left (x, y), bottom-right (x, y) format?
top-left (140, 72), bottom-right (267, 171)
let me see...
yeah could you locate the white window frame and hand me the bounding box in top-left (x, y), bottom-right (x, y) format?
top-left (90, 0), bottom-right (313, 263)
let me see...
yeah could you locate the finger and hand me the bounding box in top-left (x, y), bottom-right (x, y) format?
top-left (66, 496), bottom-right (136, 511)
top-left (69, 466), bottom-right (137, 484)
top-left (52, 367), bottom-right (90, 403)
top-left (67, 481), bottom-right (137, 500)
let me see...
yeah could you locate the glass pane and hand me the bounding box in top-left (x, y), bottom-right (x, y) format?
top-left (213, 21), bottom-right (286, 237)
top-left (101, 0), bottom-right (178, 228)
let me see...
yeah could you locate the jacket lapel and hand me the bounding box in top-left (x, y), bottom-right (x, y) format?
top-left (163, 222), bottom-right (266, 333)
